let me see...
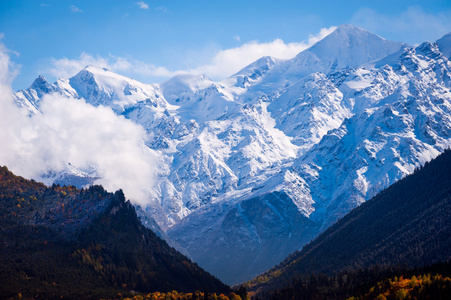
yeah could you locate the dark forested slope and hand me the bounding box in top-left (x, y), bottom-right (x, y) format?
top-left (249, 149), bottom-right (451, 296)
top-left (0, 166), bottom-right (229, 299)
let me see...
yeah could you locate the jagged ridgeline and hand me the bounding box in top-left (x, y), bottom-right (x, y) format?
top-left (248, 149), bottom-right (451, 298)
top-left (0, 166), bottom-right (229, 299)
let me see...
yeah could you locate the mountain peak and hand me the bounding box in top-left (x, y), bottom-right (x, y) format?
top-left (335, 24), bottom-right (369, 33)
top-left (71, 65), bottom-right (135, 86)
top-left (288, 24), bottom-right (405, 75)
top-left (226, 56), bottom-right (279, 90)
top-left (162, 72), bottom-right (211, 86)
top-left (30, 75), bottom-right (49, 87)
top-left (83, 64), bottom-right (102, 70)
top-left (313, 24), bottom-right (397, 50)
top-left (80, 65), bottom-right (112, 75)
top-left (415, 41), bottom-right (442, 59)
top-left (234, 56), bottom-right (278, 76)
top-left (330, 24), bottom-right (390, 42)
top-left (160, 73), bottom-right (214, 102)
top-left (29, 75), bottom-right (55, 94)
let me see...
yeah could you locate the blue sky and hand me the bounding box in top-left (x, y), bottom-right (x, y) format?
top-left (1, 0), bottom-right (451, 90)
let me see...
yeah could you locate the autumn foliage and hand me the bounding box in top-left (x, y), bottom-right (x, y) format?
top-left (0, 166), bottom-right (230, 299)
top-left (350, 273), bottom-right (451, 300)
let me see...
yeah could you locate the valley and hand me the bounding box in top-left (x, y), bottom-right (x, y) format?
top-left (2, 22), bottom-right (451, 299)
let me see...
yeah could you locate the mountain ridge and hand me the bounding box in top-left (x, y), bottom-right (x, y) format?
top-left (11, 25), bottom-right (451, 285)
top-left (248, 148), bottom-right (451, 297)
top-left (0, 165), bottom-right (230, 298)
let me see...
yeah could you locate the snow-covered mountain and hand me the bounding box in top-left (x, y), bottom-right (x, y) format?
top-left (222, 24), bottom-right (405, 98)
top-left (13, 24), bottom-right (451, 285)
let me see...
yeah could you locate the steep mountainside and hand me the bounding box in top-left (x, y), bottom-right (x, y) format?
top-left (12, 25), bottom-right (451, 285)
top-left (248, 149), bottom-right (451, 296)
top-left (166, 28), bottom-right (451, 284)
top-left (0, 166), bottom-right (229, 299)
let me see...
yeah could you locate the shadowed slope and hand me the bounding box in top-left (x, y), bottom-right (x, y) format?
top-left (249, 149), bottom-right (451, 295)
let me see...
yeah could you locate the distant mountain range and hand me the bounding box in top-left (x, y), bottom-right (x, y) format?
top-left (248, 148), bottom-right (451, 298)
top-left (0, 166), bottom-right (229, 299)
top-left (12, 24), bottom-right (451, 285)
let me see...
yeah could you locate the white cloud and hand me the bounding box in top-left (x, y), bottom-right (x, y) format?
top-left (70, 5), bottom-right (83, 13)
top-left (350, 6), bottom-right (451, 44)
top-left (46, 52), bottom-right (177, 81)
top-left (234, 35), bottom-right (241, 42)
top-left (0, 26), bottom-right (338, 207)
top-left (189, 26), bottom-right (336, 80)
top-left (0, 44), bottom-right (159, 207)
top-left (0, 41), bottom-right (20, 84)
top-left (44, 27), bottom-right (336, 83)
top-left (0, 44), bottom-right (26, 170)
top-left (136, 1), bottom-right (149, 10)
top-left (35, 95), bottom-right (157, 206)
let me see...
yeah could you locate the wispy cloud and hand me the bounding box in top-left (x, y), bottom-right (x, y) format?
top-left (136, 1), bottom-right (149, 10)
top-left (350, 6), bottom-right (451, 44)
top-left (70, 5), bottom-right (83, 13)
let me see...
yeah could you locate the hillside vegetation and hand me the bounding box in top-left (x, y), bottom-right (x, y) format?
top-left (248, 149), bottom-right (451, 297)
top-left (0, 166), bottom-right (229, 299)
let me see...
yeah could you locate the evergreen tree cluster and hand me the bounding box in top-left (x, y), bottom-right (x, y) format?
top-left (256, 261), bottom-right (451, 300)
top-left (0, 166), bottom-right (229, 299)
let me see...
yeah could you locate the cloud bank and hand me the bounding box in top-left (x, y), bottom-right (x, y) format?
top-left (0, 44), bottom-right (158, 207)
top-left (45, 26), bottom-right (336, 83)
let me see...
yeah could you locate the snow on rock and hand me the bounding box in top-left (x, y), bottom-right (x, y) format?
top-left (12, 26), bottom-right (451, 285)
top-left (267, 72), bottom-right (351, 154)
top-left (291, 24), bottom-right (405, 73)
top-left (236, 24), bottom-right (406, 94)
top-left (68, 66), bottom-right (169, 113)
top-left (160, 73), bottom-right (214, 102)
